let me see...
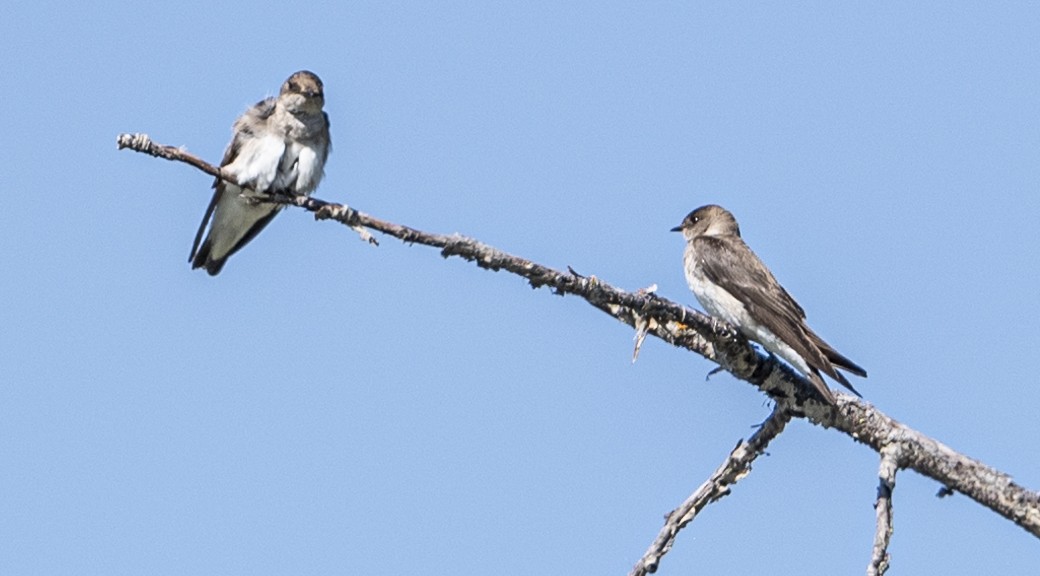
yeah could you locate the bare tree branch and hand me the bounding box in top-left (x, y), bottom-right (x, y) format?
top-left (869, 444), bottom-right (901, 575)
top-left (629, 406), bottom-right (792, 576)
top-left (118, 133), bottom-right (1040, 570)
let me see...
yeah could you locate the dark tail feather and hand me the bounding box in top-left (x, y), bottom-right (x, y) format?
top-left (204, 259), bottom-right (226, 276)
top-left (819, 344), bottom-right (867, 378)
top-left (190, 188), bottom-right (222, 264)
top-left (807, 331), bottom-right (867, 378)
top-left (190, 238), bottom-right (226, 276)
top-left (828, 369), bottom-right (863, 398)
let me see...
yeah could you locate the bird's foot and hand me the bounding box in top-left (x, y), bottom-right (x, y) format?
top-left (240, 188), bottom-right (298, 206)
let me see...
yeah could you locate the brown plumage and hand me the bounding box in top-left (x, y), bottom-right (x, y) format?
top-left (673, 205), bottom-right (866, 404)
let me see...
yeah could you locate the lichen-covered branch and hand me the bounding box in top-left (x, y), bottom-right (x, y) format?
top-left (629, 406), bottom-right (792, 576)
top-left (869, 444), bottom-right (901, 575)
top-left (118, 133), bottom-right (1040, 568)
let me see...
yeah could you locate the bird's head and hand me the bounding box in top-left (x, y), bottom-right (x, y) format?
top-left (670, 204), bottom-right (741, 240)
top-left (279, 70), bottom-right (325, 115)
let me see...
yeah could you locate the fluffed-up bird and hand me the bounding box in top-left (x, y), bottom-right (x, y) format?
top-left (190, 70), bottom-right (331, 275)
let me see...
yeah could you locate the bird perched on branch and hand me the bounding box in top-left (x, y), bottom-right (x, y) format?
top-left (190, 70), bottom-right (331, 275)
top-left (672, 204), bottom-right (866, 404)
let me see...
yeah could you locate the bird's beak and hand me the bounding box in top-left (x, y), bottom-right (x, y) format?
top-left (670, 225), bottom-right (683, 232)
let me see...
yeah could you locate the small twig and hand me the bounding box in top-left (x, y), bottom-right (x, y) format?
top-left (631, 284), bottom-right (660, 363)
top-left (632, 315), bottom-right (651, 363)
top-left (869, 445), bottom-right (902, 576)
top-left (629, 406), bottom-right (793, 576)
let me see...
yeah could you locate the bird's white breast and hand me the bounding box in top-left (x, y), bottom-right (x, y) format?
top-left (275, 141), bottom-right (323, 195)
top-left (226, 133), bottom-right (286, 193)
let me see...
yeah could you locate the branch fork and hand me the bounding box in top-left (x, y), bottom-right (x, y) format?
top-left (119, 132), bottom-right (1040, 574)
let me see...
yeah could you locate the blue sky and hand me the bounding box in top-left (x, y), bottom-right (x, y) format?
top-left (2, 2), bottom-right (1039, 574)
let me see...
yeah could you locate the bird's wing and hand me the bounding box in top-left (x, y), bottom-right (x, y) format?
top-left (694, 236), bottom-right (841, 382)
top-left (321, 111), bottom-right (331, 163)
top-left (189, 98), bottom-right (278, 261)
top-left (695, 236), bottom-right (806, 324)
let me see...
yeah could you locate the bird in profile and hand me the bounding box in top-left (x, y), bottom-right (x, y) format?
top-left (190, 70), bottom-right (331, 275)
top-left (671, 204), bottom-right (866, 404)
